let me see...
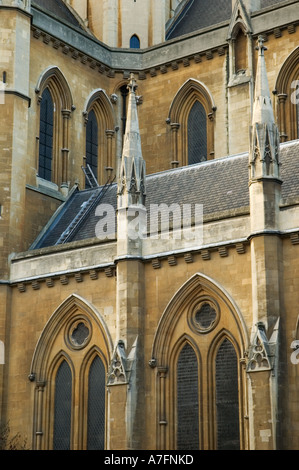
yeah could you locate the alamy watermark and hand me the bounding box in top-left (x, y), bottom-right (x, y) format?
top-left (290, 341), bottom-right (299, 365)
top-left (95, 203), bottom-right (203, 243)
top-left (290, 81), bottom-right (299, 105)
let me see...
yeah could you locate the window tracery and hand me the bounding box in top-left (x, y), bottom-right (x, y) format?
top-left (83, 89), bottom-right (115, 185)
top-left (151, 274), bottom-right (247, 450)
top-left (35, 67), bottom-right (73, 191)
top-left (275, 46), bottom-right (299, 142)
top-left (168, 79), bottom-right (216, 167)
top-left (30, 295), bottom-right (111, 450)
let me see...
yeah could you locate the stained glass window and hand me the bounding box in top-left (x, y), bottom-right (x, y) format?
top-left (85, 109), bottom-right (98, 187)
top-left (39, 88), bottom-right (53, 181)
top-left (188, 100), bottom-right (207, 165)
top-left (215, 339), bottom-right (240, 450)
top-left (87, 356), bottom-right (106, 450)
top-left (53, 360), bottom-right (72, 450)
top-left (177, 344), bottom-right (199, 449)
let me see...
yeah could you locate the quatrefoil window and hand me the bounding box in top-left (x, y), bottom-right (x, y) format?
top-left (65, 317), bottom-right (92, 350)
top-left (71, 322), bottom-right (89, 346)
top-left (195, 303), bottom-right (217, 330)
top-left (188, 297), bottom-right (220, 334)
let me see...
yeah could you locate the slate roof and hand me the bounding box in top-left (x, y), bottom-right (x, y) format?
top-left (32, 0), bottom-right (85, 29)
top-left (167, 0), bottom-right (286, 40)
top-left (32, 140), bottom-right (299, 250)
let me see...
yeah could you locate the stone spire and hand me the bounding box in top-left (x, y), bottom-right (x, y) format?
top-left (249, 36), bottom-right (280, 181)
top-left (118, 73), bottom-right (146, 208)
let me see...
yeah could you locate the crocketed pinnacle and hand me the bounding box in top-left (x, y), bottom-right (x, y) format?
top-left (252, 36), bottom-right (275, 126)
top-left (249, 36), bottom-right (280, 181)
top-left (118, 73), bottom-right (146, 204)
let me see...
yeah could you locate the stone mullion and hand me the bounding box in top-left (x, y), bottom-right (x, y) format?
top-left (157, 366), bottom-right (168, 449)
top-left (35, 381), bottom-right (45, 450)
top-left (170, 123), bottom-right (180, 168)
top-left (277, 93), bottom-right (288, 142)
top-left (105, 129), bottom-right (115, 181)
top-left (61, 109), bottom-right (71, 193)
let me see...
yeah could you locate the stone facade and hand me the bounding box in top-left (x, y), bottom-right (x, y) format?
top-left (1, 0), bottom-right (299, 451)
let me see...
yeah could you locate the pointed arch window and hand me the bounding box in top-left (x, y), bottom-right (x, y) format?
top-left (35, 67), bottom-right (73, 190)
top-left (83, 89), bottom-right (115, 185)
top-left (234, 27), bottom-right (248, 74)
top-left (38, 87), bottom-right (54, 182)
top-left (168, 79), bottom-right (215, 167)
top-left (53, 360), bottom-right (72, 450)
top-left (87, 356), bottom-right (106, 450)
top-left (176, 343), bottom-right (199, 449)
top-left (153, 275), bottom-right (246, 450)
top-left (215, 339), bottom-right (240, 450)
top-left (274, 48), bottom-right (299, 142)
top-left (85, 109), bottom-right (98, 187)
top-left (130, 34), bottom-right (140, 49)
top-left (30, 296), bottom-right (111, 450)
top-left (188, 100), bottom-right (207, 164)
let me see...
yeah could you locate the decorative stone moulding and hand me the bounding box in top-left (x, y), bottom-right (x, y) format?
top-left (65, 316), bottom-right (92, 351)
top-left (107, 340), bottom-right (128, 385)
top-left (187, 296), bottom-right (220, 335)
top-left (246, 321), bottom-right (279, 373)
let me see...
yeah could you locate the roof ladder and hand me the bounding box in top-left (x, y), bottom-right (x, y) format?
top-left (55, 176), bottom-right (115, 245)
top-left (55, 191), bottom-right (99, 245)
top-left (81, 162), bottom-right (99, 188)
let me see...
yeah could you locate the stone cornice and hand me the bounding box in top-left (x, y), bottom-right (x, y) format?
top-left (7, 227), bottom-right (299, 289)
top-left (0, 4), bottom-right (32, 19)
top-left (31, 1), bottom-right (299, 81)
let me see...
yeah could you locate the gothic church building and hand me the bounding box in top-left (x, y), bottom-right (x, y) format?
top-left (1, 0), bottom-right (299, 450)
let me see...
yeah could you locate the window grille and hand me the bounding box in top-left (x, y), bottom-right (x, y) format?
top-left (87, 356), bottom-right (106, 450)
top-left (215, 339), bottom-right (240, 450)
top-left (130, 35), bottom-right (140, 49)
top-left (85, 110), bottom-right (98, 188)
top-left (39, 88), bottom-right (53, 181)
top-left (188, 100), bottom-right (207, 165)
top-left (53, 360), bottom-right (72, 450)
top-left (177, 344), bottom-right (199, 450)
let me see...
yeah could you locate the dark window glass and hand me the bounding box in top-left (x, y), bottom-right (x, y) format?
top-left (87, 356), bottom-right (106, 450)
top-left (39, 88), bottom-right (53, 181)
top-left (85, 109), bottom-right (98, 188)
top-left (130, 34), bottom-right (140, 49)
top-left (120, 85), bottom-right (129, 137)
top-left (177, 344), bottom-right (199, 450)
top-left (188, 100), bottom-right (207, 165)
top-left (53, 360), bottom-right (72, 450)
top-left (215, 339), bottom-right (240, 450)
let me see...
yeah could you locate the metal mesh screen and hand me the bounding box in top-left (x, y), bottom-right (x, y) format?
top-left (188, 100), bottom-right (207, 165)
top-left (86, 109), bottom-right (98, 188)
top-left (177, 344), bottom-right (199, 450)
top-left (39, 88), bottom-right (53, 181)
top-left (53, 360), bottom-right (72, 450)
top-left (87, 356), bottom-right (106, 450)
top-left (215, 339), bottom-right (240, 450)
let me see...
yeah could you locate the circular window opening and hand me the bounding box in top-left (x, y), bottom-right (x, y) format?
top-left (65, 317), bottom-right (92, 350)
top-left (188, 297), bottom-right (220, 334)
top-left (71, 322), bottom-right (89, 346)
top-left (195, 303), bottom-right (217, 330)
